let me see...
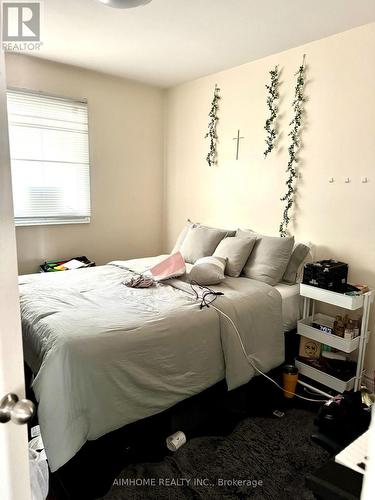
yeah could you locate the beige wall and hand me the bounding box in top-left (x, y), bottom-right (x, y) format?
top-left (5, 53), bottom-right (164, 274)
top-left (5, 25), bottom-right (375, 373)
top-left (164, 23), bottom-right (375, 372)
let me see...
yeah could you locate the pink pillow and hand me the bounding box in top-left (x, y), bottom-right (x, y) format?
top-left (150, 252), bottom-right (186, 281)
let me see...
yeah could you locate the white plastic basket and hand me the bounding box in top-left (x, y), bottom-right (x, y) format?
top-left (29, 437), bottom-right (49, 500)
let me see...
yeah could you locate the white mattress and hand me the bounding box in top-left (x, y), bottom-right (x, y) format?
top-left (274, 283), bottom-right (301, 332)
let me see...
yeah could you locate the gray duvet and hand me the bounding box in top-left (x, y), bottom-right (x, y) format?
top-left (19, 256), bottom-right (284, 472)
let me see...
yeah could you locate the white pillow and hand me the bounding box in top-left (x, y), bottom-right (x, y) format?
top-left (171, 220), bottom-right (195, 254)
top-left (189, 256), bottom-right (227, 285)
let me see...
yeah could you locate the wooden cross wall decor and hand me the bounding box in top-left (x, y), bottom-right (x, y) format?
top-left (233, 130), bottom-right (244, 160)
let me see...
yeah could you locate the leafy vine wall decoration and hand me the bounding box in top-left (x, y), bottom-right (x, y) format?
top-left (279, 55), bottom-right (307, 237)
top-left (205, 84), bottom-right (221, 167)
top-left (264, 65), bottom-right (280, 158)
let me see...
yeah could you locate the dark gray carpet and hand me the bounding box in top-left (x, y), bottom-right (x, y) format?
top-left (103, 409), bottom-right (328, 500)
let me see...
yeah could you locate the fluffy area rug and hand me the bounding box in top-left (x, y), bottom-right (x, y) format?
top-left (103, 408), bottom-right (328, 500)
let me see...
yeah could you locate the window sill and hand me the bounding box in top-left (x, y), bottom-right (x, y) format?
top-left (15, 218), bottom-right (91, 227)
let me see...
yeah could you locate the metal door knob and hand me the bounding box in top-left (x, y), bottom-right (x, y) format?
top-left (0, 393), bottom-right (35, 425)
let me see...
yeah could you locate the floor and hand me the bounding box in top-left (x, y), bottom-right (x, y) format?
top-left (102, 408), bottom-right (328, 500)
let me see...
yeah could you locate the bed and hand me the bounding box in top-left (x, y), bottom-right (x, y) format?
top-left (275, 282), bottom-right (301, 332)
top-left (19, 255), bottom-right (299, 473)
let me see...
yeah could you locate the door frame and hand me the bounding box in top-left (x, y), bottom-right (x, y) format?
top-left (0, 50), bottom-right (31, 500)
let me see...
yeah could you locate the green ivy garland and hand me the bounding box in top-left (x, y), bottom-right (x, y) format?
top-left (264, 65), bottom-right (280, 158)
top-left (279, 55), bottom-right (307, 237)
top-left (205, 84), bottom-right (221, 167)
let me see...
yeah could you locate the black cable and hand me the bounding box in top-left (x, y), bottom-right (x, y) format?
top-left (189, 281), bottom-right (224, 309)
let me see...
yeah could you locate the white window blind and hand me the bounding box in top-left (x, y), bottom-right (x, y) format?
top-left (6, 89), bottom-right (91, 226)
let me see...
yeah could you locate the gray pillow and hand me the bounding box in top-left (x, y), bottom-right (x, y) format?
top-left (171, 221), bottom-right (234, 254)
top-left (203, 225), bottom-right (236, 237)
top-left (189, 256), bottom-right (227, 285)
top-left (237, 229), bottom-right (294, 285)
top-left (180, 226), bottom-right (229, 264)
top-left (213, 236), bottom-right (257, 277)
top-left (282, 242), bottom-right (310, 283)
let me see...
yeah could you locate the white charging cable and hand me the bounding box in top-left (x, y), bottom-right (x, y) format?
top-left (207, 301), bottom-right (330, 404)
top-left (171, 281), bottom-right (330, 403)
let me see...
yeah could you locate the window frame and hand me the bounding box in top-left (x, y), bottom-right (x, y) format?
top-left (6, 87), bottom-right (92, 227)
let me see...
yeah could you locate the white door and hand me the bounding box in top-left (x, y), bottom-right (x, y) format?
top-left (0, 50), bottom-right (32, 500)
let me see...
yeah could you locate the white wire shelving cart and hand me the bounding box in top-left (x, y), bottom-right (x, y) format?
top-left (295, 284), bottom-right (374, 397)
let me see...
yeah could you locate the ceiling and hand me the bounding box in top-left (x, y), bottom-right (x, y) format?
top-left (22, 0), bottom-right (375, 87)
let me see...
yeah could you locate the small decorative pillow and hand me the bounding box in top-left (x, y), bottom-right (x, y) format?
top-left (237, 229), bottom-right (294, 285)
top-left (213, 236), bottom-right (257, 277)
top-left (179, 226), bottom-right (229, 264)
top-left (282, 242), bottom-right (311, 284)
top-left (189, 256), bottom-right (227, 285)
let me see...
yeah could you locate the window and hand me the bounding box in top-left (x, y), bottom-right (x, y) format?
top-left (6, 89), bottom-right (91, 226)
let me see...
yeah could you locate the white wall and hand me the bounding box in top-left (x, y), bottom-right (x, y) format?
top-left (5, 53), bottom-right (164, 274)
top-left (164, 23), bottom-right (375, 371)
